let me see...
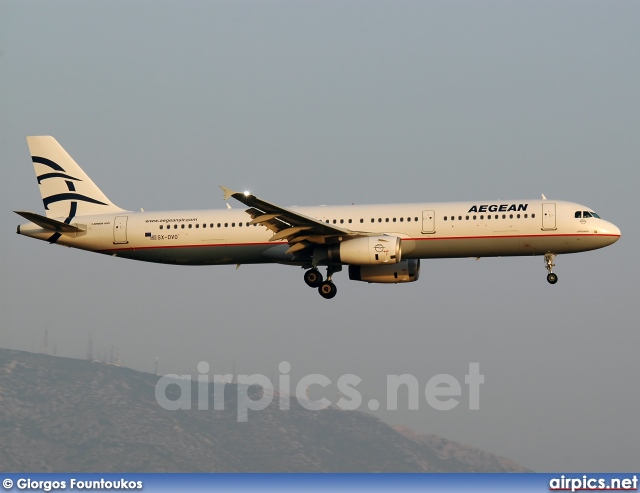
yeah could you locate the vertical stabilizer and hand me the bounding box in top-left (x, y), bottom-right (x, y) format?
top-left (27, 136), bottom-right (125, 219)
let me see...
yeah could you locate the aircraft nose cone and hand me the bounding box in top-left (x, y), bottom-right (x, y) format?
top-left (606, 222), bottom-right (621, 242)
top-left (611, 224), bottom-right (622, 238)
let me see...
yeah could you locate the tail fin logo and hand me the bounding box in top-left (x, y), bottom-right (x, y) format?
top-left (31, 153), bottom-right (111, 244)
top-left (32, 155), bottom-right (109, 212)
top-left (27, 136), bottom-right (125, 227)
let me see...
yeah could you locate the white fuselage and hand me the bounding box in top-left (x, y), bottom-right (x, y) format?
top-left (18, 199), bottom-right (621, 266)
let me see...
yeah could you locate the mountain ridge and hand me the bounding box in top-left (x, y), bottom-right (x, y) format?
top-left (0, 348), bottom-right (529, 472)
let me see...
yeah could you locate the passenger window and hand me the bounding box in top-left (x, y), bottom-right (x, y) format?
top-left (196, 224), bottom-right (199, 228)
top-left (524, 214), bottom-right (528, 219)
top-left (400, 217), bottom-right (404, 222)
top-left (473, 215), bottom-right (477, 220)
top-left (480, 215), bottom-right (484, 220)
top-left (360, 219), bottom-right (363, 223)
top-left (517, 214), bottom-right (520, 219)
top-left (385, 218), bottom-right (389, 222)
top-left (487, 215), bottom-right (491, 220)
top-left (224, 223), bottom-right (228, 227)
top-left (393, 218), bottom-right (396, 222)
top-left (451, 216), bottom-right (455, 221)
top-left (340, 219), bottom-right (344, 224)
top-left (532, 214), bottom-right (535, 218)
top-left (407, 217), bottom-right (411, 222)
top-left (444, 216), bottom-right (448, 221)
top-left (378, 218), bottom-right (382, 222)
top-left (188, 224), bottom-right (192, 228)
top-left (159, 225), bottom-right (163, 230)
top-left (502, 214), bottom-right (506, 219)
top-left (465, 216), bottom-right (469, 220)
top-left (458, 216), bottom-right (462, 220)
top-left (509, 214), bottom-right (513, 219)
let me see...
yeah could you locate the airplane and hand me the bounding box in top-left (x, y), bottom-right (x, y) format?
top-left (15, 136), bottom-right (621, 299)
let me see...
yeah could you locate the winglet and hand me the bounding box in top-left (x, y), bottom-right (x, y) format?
top-left (220, 186), bottom-right (236, 201)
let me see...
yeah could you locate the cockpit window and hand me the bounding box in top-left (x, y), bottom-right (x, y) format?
top-left (576, 211), bottom-right (602, 219)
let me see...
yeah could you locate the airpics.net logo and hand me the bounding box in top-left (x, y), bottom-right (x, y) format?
top-left (154, 362), bottom-right (484, 422)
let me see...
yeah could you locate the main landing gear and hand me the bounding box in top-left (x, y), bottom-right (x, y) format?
top-left (544, 253), bottom-right (558, 284)
top-left (303, 268), bottom-right (323, 288)
top-left (304, 267), bottom-right (338, 299)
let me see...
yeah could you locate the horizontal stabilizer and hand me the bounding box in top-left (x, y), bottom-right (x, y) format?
top-left (14, 210), bottom-right (85, 234)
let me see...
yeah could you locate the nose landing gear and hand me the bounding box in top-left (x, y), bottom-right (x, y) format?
top-left (544, 253), bottom-right (558, 284)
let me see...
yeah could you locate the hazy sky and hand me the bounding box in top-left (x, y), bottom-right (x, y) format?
top-left (1, 1), bottom-right (639, 472)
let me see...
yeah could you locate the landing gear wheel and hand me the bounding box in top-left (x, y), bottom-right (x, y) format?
top-left (318, 281), bottom-right (337, 299)
top-left (304, 269), bottom-right (323, 288)
top-left (543, 253), bottom-right (558, 285)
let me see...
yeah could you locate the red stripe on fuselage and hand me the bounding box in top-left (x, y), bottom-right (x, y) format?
top-left (96, 233), bottom-right (620, 254)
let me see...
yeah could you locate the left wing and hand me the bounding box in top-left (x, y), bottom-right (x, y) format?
top-left (220, 187), bottom-right (368, 255)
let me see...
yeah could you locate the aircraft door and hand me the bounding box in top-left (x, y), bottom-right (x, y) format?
top-left (422, 210), bottom-right (435, 234)
top-left (542, 203), bottom-right (556, 231)
top-left (113, 216), bottom-right (128, 243)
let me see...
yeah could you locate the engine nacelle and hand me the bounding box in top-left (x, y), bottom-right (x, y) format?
top-left (349, 259), bottom-right (420, 283)
top-left (328, 236), bottom-right (402, 265)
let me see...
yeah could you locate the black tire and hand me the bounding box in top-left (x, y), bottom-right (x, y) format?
top-left (318, 281), bottom-right (337, 299)
top-left (547, 273), bottom-right (558, 284)
top-left (304, 269), bottom-right (323, 288)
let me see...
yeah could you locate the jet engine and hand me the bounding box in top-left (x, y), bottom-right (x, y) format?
top-left (348, 259), bottom-right (420, 283)
top-left (327, 236), bottom-right (401, 265)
